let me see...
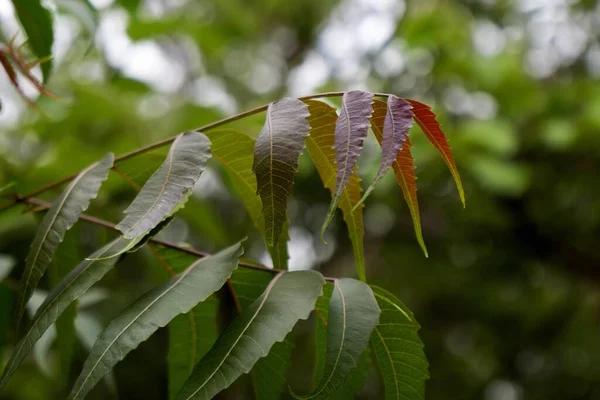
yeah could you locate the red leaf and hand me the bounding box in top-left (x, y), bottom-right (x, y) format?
top-left (408, 99), bottom-right (465, 207)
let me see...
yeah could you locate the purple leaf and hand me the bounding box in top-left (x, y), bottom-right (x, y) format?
top-left (353, 95), bottom-right (413, 210)
top-left (321, 90), bottom-right (373, 238)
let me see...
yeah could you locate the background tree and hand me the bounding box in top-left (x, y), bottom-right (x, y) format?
top-left (1, 0), bottom-right (599, 399)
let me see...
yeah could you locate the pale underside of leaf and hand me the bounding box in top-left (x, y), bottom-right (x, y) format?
top-left (292, 278), bottom-right (380, 400)
top-left (0, 237), bottom-right (127, 393)
top-left (16, 152), bottom-right (114, 333)
top-left (252, 98), bottom-right (310, 246)
top-left (176, 270), bottom-right (324, 400)
top-left (354, 96), bottom-right (413, 210)
top-left (370, 285), bottom-right (429, 400)
top-left (116, 131), bottom-right (211, 240)
top-left (304, 99), bottom-right (366, 281)
top-left (321, 90), bottom-right (373, 238)
top-left (205, 128), bottom-right (289, 268)
top-left (68, 240), bottom-right (245, 400)
top-left (408, 99), bottom-right (465, 207)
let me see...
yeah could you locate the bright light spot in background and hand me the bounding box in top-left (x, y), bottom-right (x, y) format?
top-left (287, 51), bottom-right (330, 97)
top-left (190, 76), bottom-right (237, 115)
top-left (98, 9), bottom-right (185, 93)
top-left (375, 40), bottom-right (405, 78)
top-left (484, 380), bottom-right (524, 400)
top-left (472, 20), bottom-right (507, 57)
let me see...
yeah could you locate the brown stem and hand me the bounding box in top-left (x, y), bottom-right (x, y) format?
top-left (21, 197), bottom-right (335, 281)
top-left (1, 91), bottom-right (390, 211)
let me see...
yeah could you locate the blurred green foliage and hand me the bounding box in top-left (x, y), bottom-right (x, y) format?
top-left (1, 0), bottom-right (599, 399)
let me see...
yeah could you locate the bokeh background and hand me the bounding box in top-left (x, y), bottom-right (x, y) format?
top-left (1, 0), bottom-right (600, 399)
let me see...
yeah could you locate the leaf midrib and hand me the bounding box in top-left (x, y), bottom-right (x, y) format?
top-left (184, 271), bottom-right (284, 400)
top-left (71, 256), bottom-right (202, 399)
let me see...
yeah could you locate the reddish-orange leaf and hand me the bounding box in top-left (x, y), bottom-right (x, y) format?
top-left (371, 100), bottom-right (427, 256)
top-left (408, 99), bottom-right (465, 207)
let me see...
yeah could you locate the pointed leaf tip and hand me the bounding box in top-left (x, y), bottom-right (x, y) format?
top-left (252, 98), bottom-right (310, 246)
top-left (355, 96), bottom-right (413, 210)
top-left (16, 152), bottom-right (114, 334)
top-left (408, 99), bottom-right (465, 207)
top-left (321, 91), bottom-right (373, 236)
top-left (371, 100), bottom-right (428, 257)
top-left (304, 99), bottom-right (366, 281)
top-left (68, 241), bottom-right (245, 400)
top-left (175, 270), bottom-right (324, 400)
top-left (116, 131), bottom-right (211, 240)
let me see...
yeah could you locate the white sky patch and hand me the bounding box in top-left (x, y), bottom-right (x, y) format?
top-left (287, 51), bottom-right (330, 97)
top-left (473, 20), bottom-right (507, 57)
top-left (190, 76), bottom-right (237, 115)
top-left (98, 9), bottom-right (185, 93)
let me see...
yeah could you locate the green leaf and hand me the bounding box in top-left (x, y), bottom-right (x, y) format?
top-left (68, 240), bottom-right (245, 400)
top-left (205, 128), bottom-right (289, 268)
top-left (252, 98), bottom-right (310, 246)
top-left (116, 132), bottom-right (211, 240)
top-left (321, 91), bottom-right (373, 238)
top-left (371, 100), bottom-right (428, 256)
top-left (148, 245), bottom-right (219, 400)
top-left (47, 227), bottom-right (81, 389)
top-left (229, 268), bottom-right (293, 400)
top-left (313, 282), bottom-right (334, 387)
top-left (176, 270), bottom-right (325, 400)
top-left (327, 351), bottom-right (370, 400)
top-left (16, 152), bottom-right (114, 333)
top-left (370, 285), bottom-right (428, 400)
top-left (11, 0), bottom-right (54, 81)
top-left (292, 278), bottom-right (379, 400)
top-left (355, 95), bottom-right (413, 210)
top-left (0, 237), bottom-right (128, 393)
top-left (304, 100), bottom-right (366, 281)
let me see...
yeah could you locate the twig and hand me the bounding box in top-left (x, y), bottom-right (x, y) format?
top-left (0, 91), bottom-right (390, 211)
top-left (21, 197), bottom-right (335, 281)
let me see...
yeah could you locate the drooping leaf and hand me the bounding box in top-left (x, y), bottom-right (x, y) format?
top-left (252, 98), bottom-right (310, 246)
top-left (148, 244), bottom-right (219, 400)
top-left (16, 152), bottom-right (114, 332)
top-left (408, 99), bottom-right (465, 207)
top-left (328, 351), bottom-right (370, 400)
top-left (47, 226), bottom-right (81, 389)
top-left (113, 151), bottom-right (166, 190)
top-left (313, 282), bottom-right (334, 387)
top-left (229, 268), bottom-right (293, 400)
top-left (11, 0), bottom-right (54, 81)
top-left (304, 100), bottom-right (365, 281)
top-left (116, 132), bottom-right (211, 240)
top-left (355, 96), bottom-right (413, 210)
top-left (68, 240), bottom-right (245, 400)
top-left (292, 278), bottom-right (379, 399)
top-left (176, 270), bottom-right (324, 400)
top-left (0, 237), bottom-right (128, 393)
top-left (321, 90), bottom-right (373, 238)
top-left (205, 128), bottom-right (289, 268)
top-left (370, 285), bottom-right (429, 400)
top-left (371, 100), bottom-right (428, 256)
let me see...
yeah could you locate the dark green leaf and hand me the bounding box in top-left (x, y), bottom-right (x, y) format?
top-left (252, 98), bottom-right (310, 246)
top-left (16, 153), bottom-right (114, 332)
top-left (11, 0), bottom-right (54, 81)
top-left (370, 285), bottom-right (428, 400)
top-left (205, 128), bottom-right (289, 268)
top-left (176, 270), bottom-right (324, 400)
top-left (230, 268), bottom-right (293, 400)
top-left (68, 240), bottom-right (245, 400)
top-left (148, 245), bottom-right (219, 400)
top-left (292, 278), bottom-right (379, 399)
top-left (0, 237), bottom-right (127, 393)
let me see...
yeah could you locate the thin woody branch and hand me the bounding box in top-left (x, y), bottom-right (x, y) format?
top-left (0, 91), bottom-right (390, 212)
